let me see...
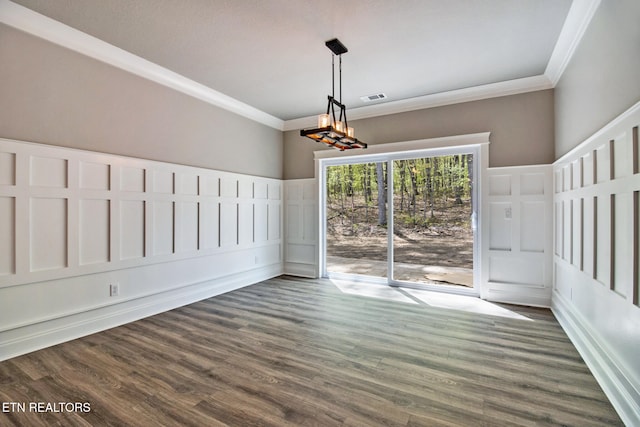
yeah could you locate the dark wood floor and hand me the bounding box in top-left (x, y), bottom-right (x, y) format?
top-left (0, 276), bottom-right (622, 426)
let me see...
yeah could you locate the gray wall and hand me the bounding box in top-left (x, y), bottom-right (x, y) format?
top-left (0, 24), bottom-right (283, 179)
top-left (284, 90), bottom-right (554, 179)
top-left (554, 0), bottom-right (640, 158)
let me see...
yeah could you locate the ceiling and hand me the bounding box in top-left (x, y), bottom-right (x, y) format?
top-left (8, 0), bottom-right (576, 125)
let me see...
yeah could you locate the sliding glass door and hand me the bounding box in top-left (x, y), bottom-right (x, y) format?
top-left (321, 145), bottom-right (479, 294)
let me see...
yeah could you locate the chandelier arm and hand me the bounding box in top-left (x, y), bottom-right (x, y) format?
top-left (343, 105), bottom-right (348, 129)
top-left (331, 54), bottom-right (335, 100)
top-left (339, 54), bottom-right (342, 104)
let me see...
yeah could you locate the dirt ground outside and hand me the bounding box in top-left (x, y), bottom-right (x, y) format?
top-left (326, 215), bottom-right (474, 287)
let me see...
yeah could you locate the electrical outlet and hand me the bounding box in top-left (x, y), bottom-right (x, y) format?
top-left (110, 283), bottom-right (119, 297)
top-left (505, 207), bottom-right (512, 219)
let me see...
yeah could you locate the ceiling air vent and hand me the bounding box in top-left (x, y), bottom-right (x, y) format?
top-left (360, 93), bottom-right (387, 103)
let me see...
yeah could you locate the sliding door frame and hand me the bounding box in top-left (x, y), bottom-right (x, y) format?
top-left (316, 133), bottom-right (490, 297)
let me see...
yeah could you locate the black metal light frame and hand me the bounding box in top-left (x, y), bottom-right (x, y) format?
top-left (300, 39), bottom-right (367, 150)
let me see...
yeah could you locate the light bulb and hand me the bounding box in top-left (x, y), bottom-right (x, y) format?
top-left (318, 114), bottom-right (330, 128)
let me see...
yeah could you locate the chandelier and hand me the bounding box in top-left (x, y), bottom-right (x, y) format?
top-left (300, 38), bottom-right (367, 150)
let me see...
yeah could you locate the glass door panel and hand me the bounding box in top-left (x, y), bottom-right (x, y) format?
top-left (392, 155), bottom-right (474, 288)
top-left (325, 162), bottom-right (388, 278)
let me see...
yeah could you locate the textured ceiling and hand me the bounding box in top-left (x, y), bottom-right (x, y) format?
top-left (11, 0), bottom-right (573, 121)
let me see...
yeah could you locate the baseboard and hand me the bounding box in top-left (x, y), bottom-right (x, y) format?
top-left (283, 262), bottom-right (317, 278)
top-left (483, 284), bottom-right (551, 307)
top-left (0, 264), bottom-right (282, 361)
top-left (552, 292), bottom-right (640, 427)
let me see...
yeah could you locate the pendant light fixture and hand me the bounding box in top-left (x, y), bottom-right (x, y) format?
top-left (300, 38), bottom-right (367, 150)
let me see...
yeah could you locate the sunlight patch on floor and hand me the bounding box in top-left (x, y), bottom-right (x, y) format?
top-left (329, 278), bottom-right (532, 321)
top-left (330, 279), bottom-right (418, 304)
top-left (403, 288), bottom-right (532, 321)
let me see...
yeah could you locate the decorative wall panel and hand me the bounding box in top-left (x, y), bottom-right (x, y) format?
top-left (521, 201), bottom-right (545, 253)
top-left (571, 160), bottom-right (581, 190)
top-left (520, 173), bottom-right (545, 195)
top-left (176, 201), bottom-right (199, 253)
top-left (0, 152), bottom-right (16, 186)
top-left (0, 197), bottom-right (15, 276)
top-left (284, 179), bottom-right (317, 277)
top-left (483, 165), bottom-right (553, 306)
top-left (254, 203), bottom-right (268, 243)
top-left (238, 202), bottom-right (254, 245)
top-left (79, 199), bottom-right (110, 265)
top-left (268, 205), bottom-right (281, 241)
top-left (120, 200), bottom-right (145, 260)
top-left (220, 177), bottom-right (237, 198)
top-left (153, 170), bottom-right (174, 194)
top-left (254, 182), bottom-right (268, 199)
top-left (201, 175), bottom-right (219, 197)
top-left (152, 201), bottom-right (174, 256)
top-left (571, 199), bottom-right (582, 268)
top-left (120, 167), bottom-right (145, 192)
top-left (79, 162), bottom-right (110, 191)
top-left (489, 202), bottom-right (512, 251)
top-left (595, 143), bottom-right (611, 183)
top-left (177, 173), bottom-right (198, 195)
top-left (488, 175), bottom-right (511, 196)
top-left (219, 202), bottom-right (238, 248)
top-left (613, 132), bottom-right (632, 179)
top-left (613, 193), bottom-right (633, 297)
top-left (563, 200), bottom-right (571, 262)
top-left (583, 151), bottom-right (594, 187)
top-left (30, 156), bottom-right (67, 188)
top-left (199, 201), bottom-right (219, 249)
top-left (0, 138), bottom-right (282, 289)
top-left (30, 197), bottom-right (67, 271)
top-left (595, 195), bottom-right (611, 287)
top-left (582, 197), bottom-right (595, 277)
top-left (552, 103), bottom-right (640, 426)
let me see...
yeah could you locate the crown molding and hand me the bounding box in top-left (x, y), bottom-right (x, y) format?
top-left (0, 0), bottom-right (284, 130)
top-left (545, 0), bottom-right (601, 86)
top-left (284, 75), bottom-right (553, 131)
top-left (1, 0), bottom-right (598, 132)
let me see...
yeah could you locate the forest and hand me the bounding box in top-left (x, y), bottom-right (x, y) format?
top-left (326, 154), bottom-right (473, 230)
top-left (325, 154), bottom-right (475, 278)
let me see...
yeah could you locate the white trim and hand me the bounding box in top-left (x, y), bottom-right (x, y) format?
top-left (544, 0), bottom-right (601, 86)
top-left (314, 132), bottom-right (491, 161)
top-left (552, 291), bottom-right (640, 427)
top-left (285, 77), bottom-right (552, 131)
top-left (0, 0), bottom-right (283, 130)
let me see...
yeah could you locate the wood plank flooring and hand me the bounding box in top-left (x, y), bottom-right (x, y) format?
top-left (0, 276), bottom-right (623, 426)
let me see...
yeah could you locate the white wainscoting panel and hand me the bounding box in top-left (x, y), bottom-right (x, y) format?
top-left (284, 179), bottom-right (318, 277)
top-left (552, 101), bottom-right (640, 427)
top-left (0, 138), bottom-right (283, 361)
top-left (482, 165), bottom-right (553, 306)
top-left (0, 196), bottom-right (15, 276)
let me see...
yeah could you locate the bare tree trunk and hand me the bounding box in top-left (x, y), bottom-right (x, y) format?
top-left (399, 160), bottom-right (406, 211)
top-left (376, 162), bottom-right (386, 225)
top-left (467, 154), bottom-right (474, 214)
top-left (363, 165), bottom-right (369, 222)
top-left (408, 160), bottom-right (418, 217)
top-left (455, 155), bottom-right (463, 205)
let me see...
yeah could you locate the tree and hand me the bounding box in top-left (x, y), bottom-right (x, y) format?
top-left (376, 162), bottom-right (386, 225)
